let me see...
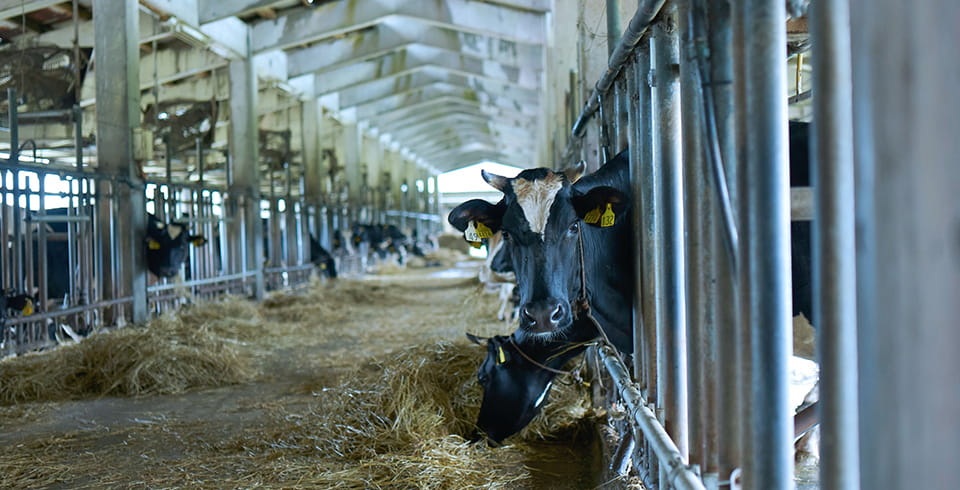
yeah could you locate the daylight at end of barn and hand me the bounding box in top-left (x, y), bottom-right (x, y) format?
top-left (0, 0), bottom-right (956, 488)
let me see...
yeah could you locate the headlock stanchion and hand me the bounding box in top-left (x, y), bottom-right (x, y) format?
top-left (562, 0), bottom-right (864, 487)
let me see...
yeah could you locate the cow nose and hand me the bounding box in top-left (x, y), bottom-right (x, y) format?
top-left (519, 298), bottom-right (565, 332)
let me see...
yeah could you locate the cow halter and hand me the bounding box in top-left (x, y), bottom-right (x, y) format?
top-left (573, 227), bottom-right (613, 347)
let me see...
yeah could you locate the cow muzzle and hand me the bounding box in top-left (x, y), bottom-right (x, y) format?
top-left (519, 298), bottom-right (568, 333)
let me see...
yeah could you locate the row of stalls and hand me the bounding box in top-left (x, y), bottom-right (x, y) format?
top-left (0, 83), bottom-right (442, 355)
top-left (550, 0), bottom-right (958, 490)
top-left (0, 0), bottom-right (957, 489)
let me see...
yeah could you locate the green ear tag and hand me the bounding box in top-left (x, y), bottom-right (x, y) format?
top-left (583, 206), bottom-right (602, 224)
top-left (600, 203), bottom-right (615, 227)
top-left (475, 221), bottom-right (493, 239)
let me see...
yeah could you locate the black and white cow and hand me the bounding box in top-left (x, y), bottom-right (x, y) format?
top-left (145, 214), bottom-right (207, 278)
top-left (449, 149), bottom-right (634, 353)
top-left (1, 290), bottom-right (35, 317)
top-left (309, 235), bottom-right (338, 279)
top-left (466, 331), bottom-right (594, 444)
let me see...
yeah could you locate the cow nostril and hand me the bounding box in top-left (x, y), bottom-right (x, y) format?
top-left (550, 304), bottom-right (563, 323)
top-left (520, 306), bottom-right (532, 322)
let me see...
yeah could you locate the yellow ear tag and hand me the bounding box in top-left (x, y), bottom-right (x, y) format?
top-left (497, 346), bottom-right (506, 364)
top-left (475, 222), bottom-right (493, 239)
top-left (583, 206), bottom-right (601, 224)
top-left (22, 299), bottom-right (33, 316)
top-left (147, 238), bottom-right (162, 250)
top-left (600, 203), bottom-right (615, 228)
top-left (320, 263), bottom-right (327, 270)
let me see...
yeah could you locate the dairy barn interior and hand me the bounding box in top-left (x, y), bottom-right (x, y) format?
top-left (0, 0), bottom-right (957, 488)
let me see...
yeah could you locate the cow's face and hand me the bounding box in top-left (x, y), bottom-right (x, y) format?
top-left (470, 334), bottom-right (557, 444)
top-left (146, 215), bottom-right (206, 278)
top-left (449, 165), bottom-right (627, 340)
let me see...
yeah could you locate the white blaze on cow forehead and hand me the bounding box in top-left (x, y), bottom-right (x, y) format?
top-left (166, 223), bottom-right (184, 240)
top-left (512, 172), bottom-right (564, 235)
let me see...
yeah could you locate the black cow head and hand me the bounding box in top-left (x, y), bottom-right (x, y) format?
top-left (145, 215), bottom-right (207, 278)
top-left (467, 332), bottom-right (590, 445)
top-left (1, 289), bottom-right (35, 316)
top-left (309, 235), bottom-right (338, 279)
top-left (449, 164), bottom-right (628, 340)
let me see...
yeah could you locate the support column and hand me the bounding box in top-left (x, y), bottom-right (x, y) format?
top-left (852, 0), bottom-right (960, 488)
top-left (299, 100), bottom-right (321, 260)
top-left (679, 0), bottom-right (711, 473)
top-left (707, 0), bottom-right (741, 486)
top-left (228, 32), bottom-right (263, 299)
top-left (654, 5), bottom-right (688, 466)
top-left (94, 0), bottom-right (146, 324)
top-left (811, 0), bottom-right (860, 488)
top-left (340, 122), bottom-right (362, 225)
top-left (740, 0), bottom-right (792, 486)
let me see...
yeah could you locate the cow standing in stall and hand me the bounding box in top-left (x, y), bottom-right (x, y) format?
top-left (145, 214), bottom-right (207, 278)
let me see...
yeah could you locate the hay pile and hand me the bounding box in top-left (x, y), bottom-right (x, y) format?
top-left (0, 273), bottom-right (601, 488)
top-left (0, 299), bottom-right (258, 405)
top-left (213, 340), bottom-right (595, 487)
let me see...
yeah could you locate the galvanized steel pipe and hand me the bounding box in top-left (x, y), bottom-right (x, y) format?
top-left (569, 0), bottom-right (668, 141)
top-left (740, 0), bottom-right (793, 486)
top-left (599, 344), bottom-right (706, 490)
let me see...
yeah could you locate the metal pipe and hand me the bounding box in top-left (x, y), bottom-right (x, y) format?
top-left (3, 296), bottom-right (133, 327)
top-left (810, 0), bottom-right (860, 487)
top-left (705, 0), bottom-right (741, 485)
top-left (570, 0), bottom-right (668, 141)
top-left (637, 40), bottom-right (658, 415)
top-left (654, 5), bottom-right (689, 462)
top-left (627, 50), bottom-right (645, 384)
top-left (599, 344), bottom-right (706, 490)
top-left (731, 0), bottom-right (752, 484)
top-left (742, 0), bottom-right (793, 486)
top-left (679, 0), bottom-right (710, 472)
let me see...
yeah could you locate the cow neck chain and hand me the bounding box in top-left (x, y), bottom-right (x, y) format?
top-left (574, 227), bottom-right (613, 347)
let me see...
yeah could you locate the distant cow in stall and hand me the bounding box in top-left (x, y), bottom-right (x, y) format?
top-left (145, 214), bottom-right (207, 278)
top-left (1, 290), bottom-right (35, 317)
top-left (309, 235), bottom-right (338, 279)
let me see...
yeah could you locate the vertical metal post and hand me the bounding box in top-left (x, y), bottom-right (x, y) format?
top-left (706, 0), bottom-right (740, 485)
top-left (637, 38), bottom-right (660, 484)
top-left (679, 0), bottom-right (712, 474)
top-left (852, 0), bottom-right (960, 488)
top-left (810, 0), bottom-right (859, 488)
top-left (228, 31), bottom-right (263, 298)
top-left (741, 0), bottom-right (792, 486)
top-left (606, 0), bottom-right (622, 57)
top-left (94, 0), bottom-right (146, 323)
top-left (8, 89), bottom-right (24, 293)
top-left (654, 4), bottom-right (689, 463)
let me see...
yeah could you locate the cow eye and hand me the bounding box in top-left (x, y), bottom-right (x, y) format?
top-left (501, 231), bottom-right (511, 241)
top-left (568, 222), bottom-right (580, 234)
top-left (477, 372), bottom-right (489, 385)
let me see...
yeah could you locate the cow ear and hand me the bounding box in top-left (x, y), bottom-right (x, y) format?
top-left (447, 199), bottom-right (506, 232)
top-left (189, 235), bottom-right (208, 246)
top-left (572, 186), bottom-right (629, 228)
top-left (465, 332), bottom-right (488, 345)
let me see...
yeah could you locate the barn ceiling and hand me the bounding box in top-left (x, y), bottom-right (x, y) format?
top-left (0, 0), bottom-right (549, 174)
